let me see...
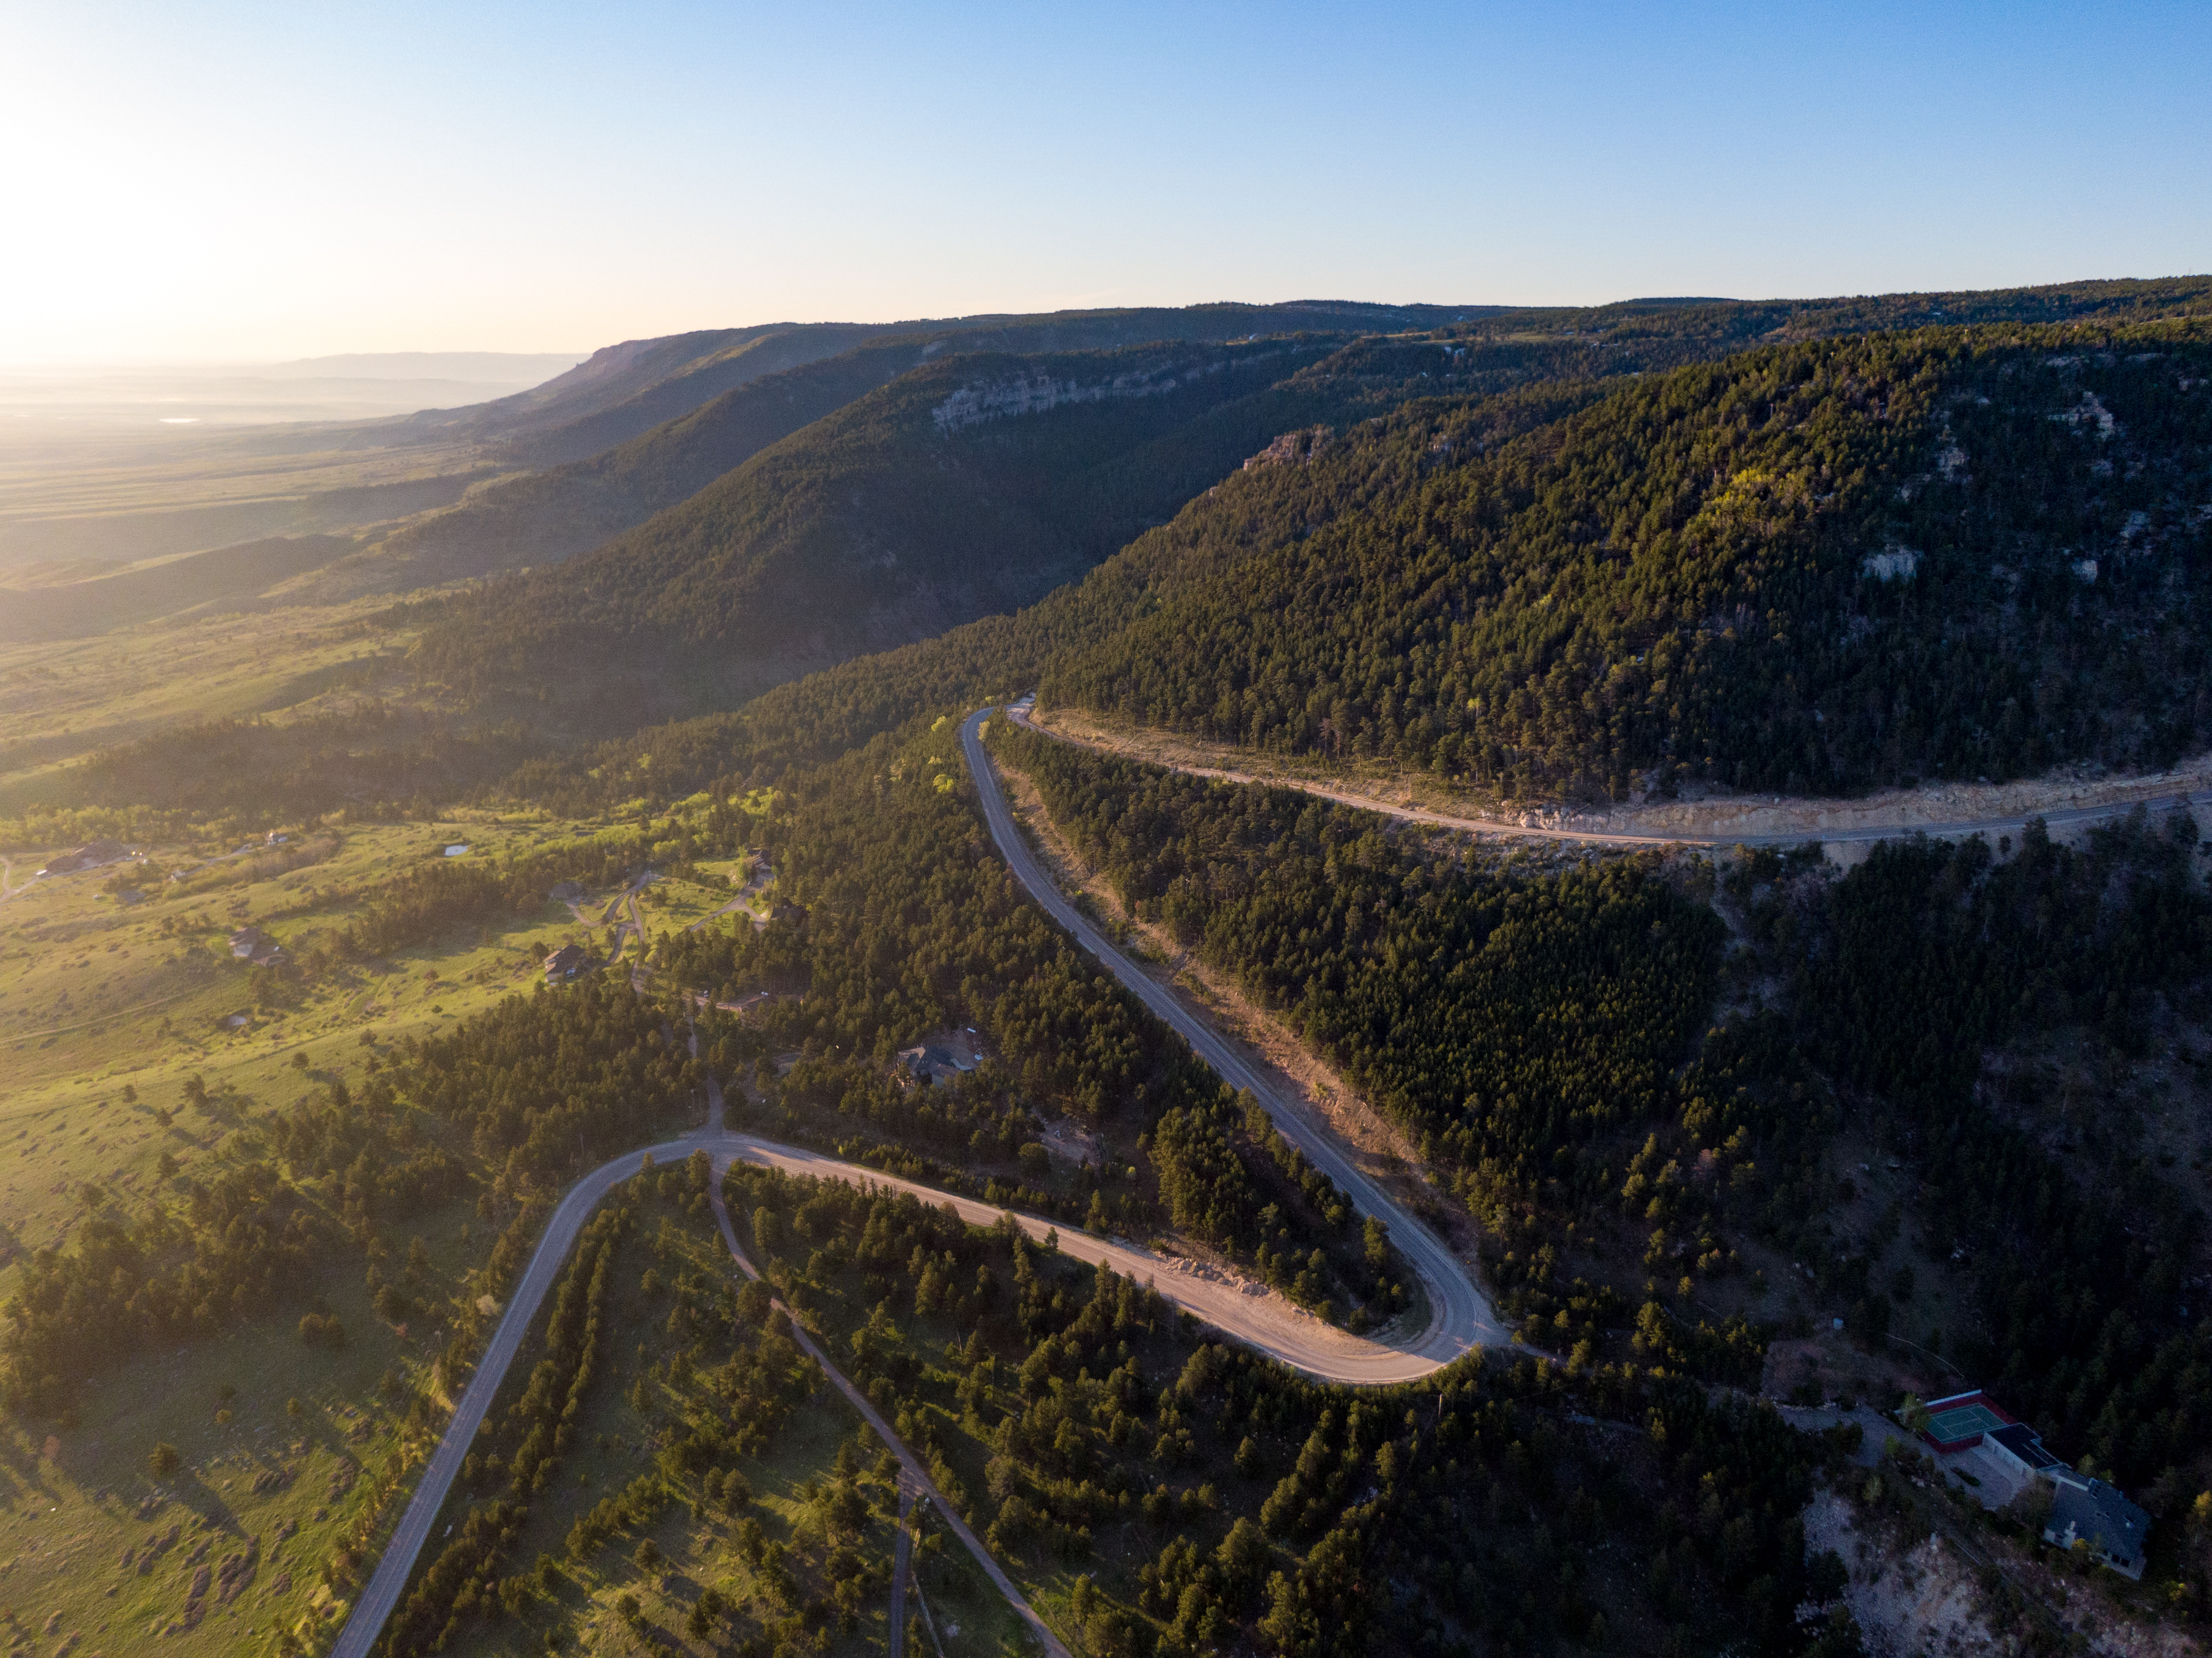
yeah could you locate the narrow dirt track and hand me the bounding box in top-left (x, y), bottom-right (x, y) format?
top-left (1008, 703), bottom-right (2200, 850)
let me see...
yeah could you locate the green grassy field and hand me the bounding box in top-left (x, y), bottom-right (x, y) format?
top-left (0, 813), bottom-right (627, 1258)
top-left (0, 603), bottom-right (427, 806)
top-left (0, 797), bottom-right (755, 1657)
top-left (0, 1185), bottom-right (476, 1658)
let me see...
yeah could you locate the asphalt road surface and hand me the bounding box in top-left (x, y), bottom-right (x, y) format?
top-left (1006, 702), bottom-right (2199, 850)
top-left (888, 1476), bottom-right (918, 1658)
top-left (962, 707), bottom-right (1507, 1374)
top-left (332, 727), bottom-right (1518, 1657)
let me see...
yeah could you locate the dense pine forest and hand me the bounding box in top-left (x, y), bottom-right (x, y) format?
top-left (997, 719), bottom-right (2212, 1503)
top-left (1041, 323), bottom-right (2212, 796)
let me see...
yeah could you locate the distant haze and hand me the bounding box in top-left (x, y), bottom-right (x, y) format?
top-left (259, 352), bottom-right (586, 383)
top-left (0, 352), bottom-right (586, 427)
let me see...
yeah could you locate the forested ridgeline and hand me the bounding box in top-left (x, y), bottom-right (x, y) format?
top-left (401, 336), bottom-right (1374, 724)
top-left (354, 306), bottom-right (1492, 600)
top-left (1040, 322), bottom-right (2212, 798)
top-left (485, 385), bottom-right (1605, 821)
top-left (464, 299), bottom-right (1478, 467)
top-left (1795, 813), bottom-right (2212, 1491)
top-left (0, 978), bottom-right (699, 1416)
top-left (719, 1162), bottom-right (1858, 1658)
top-left (1430, 275), bottom-right (2212, 356)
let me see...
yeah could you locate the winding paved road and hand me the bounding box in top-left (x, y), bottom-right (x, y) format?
top-left (1007, 703), bottom-right (2201, 850)
top-left (332, 1088), bottom-right (1460, 1655)
top-left (961, 707), bottom-right (1506, 1372)
top-left (334, 724), bottom-right (1520, 1658)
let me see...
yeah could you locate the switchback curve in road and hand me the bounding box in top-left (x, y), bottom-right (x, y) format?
top-left (332, 1108), bottom-right (1467, 1656)
top-left (1005, 703), bottom-right (2200, 851)
top-left (961, 707), bottom-right (1507, 1370)
top-left (329, 1130), bottom-right (714, 1658)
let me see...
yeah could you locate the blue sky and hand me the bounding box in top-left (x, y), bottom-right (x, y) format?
top-left (4, 0), bottom-right (2206, 359)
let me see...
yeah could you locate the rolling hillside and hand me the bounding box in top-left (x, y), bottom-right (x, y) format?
top-left (404, 335), bottom-right (1378, 727)
top-left (335, 303), bottom-right (1501, 600)
top-left (1038, 320), bottom-right (2212, 797)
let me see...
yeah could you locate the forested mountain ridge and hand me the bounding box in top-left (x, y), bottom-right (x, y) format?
top-left (380, 300), bottom-right (1491, 464)
top-left (477, 384), bottom-right (1607, 816)
top-left (403, 336), bottom-right (1391, 731)
top-left (300, 340), bottom-right (940, 600)
top-left (327, 309), bottom-right (1478, 601)
top-left (508, 301), bottom-right (1484, 469)
top-left (1431, 274), bottom-right (2212, 350)
top-left (382, 286), bottom-right (2191, 613)
top-left (1040, 320), bottom-right (2212, 799)
top-left (27, 292), bottom-right (2212, 828)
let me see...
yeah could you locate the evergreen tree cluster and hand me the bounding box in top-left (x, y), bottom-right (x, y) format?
top-left (728, 1160), bottom-right (1857, 1656)
top-left (997, 724), bottom-right (1723, 1196)
top-left (1041, 324), bottom-right (2212, 796)
top-left (1800, 810), bottom-right (2212, 1486)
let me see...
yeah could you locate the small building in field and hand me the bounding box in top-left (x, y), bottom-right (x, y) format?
top-left (228, 925), bottom-right (286, 967)
top-left (544, 943), bottom-right (591, 982)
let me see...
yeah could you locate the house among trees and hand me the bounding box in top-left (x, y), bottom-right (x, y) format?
top-left (1916, 1389), bottom-right (2151, 1578)
top-left (544, 943), bottom-right (591, 983)
top-left (228, 925), bottom-right (286, 966)
top-left (2043, 1476), bottom-right (2151, 1579)
top-left (894, 1034), bottom-right (983, 1087)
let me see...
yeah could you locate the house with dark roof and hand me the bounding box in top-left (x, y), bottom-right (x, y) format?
top-left (2044, 1473), bottom-right (2149, 1579)
top-left (1917, 1389), bottom-right (2150, 1578)
top-left (544, 943), bottom-right (591, 982)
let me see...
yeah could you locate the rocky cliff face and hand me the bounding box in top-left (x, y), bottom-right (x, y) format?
top-left (931, 359), bottom-right (1228, 433)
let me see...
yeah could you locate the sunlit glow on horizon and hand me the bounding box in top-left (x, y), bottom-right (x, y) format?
top-left (3, 0), bottom-right (2206, 361)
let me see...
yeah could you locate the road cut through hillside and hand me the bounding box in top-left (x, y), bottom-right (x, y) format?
top-left (1010, 702), bottom-right (2206, 851)
top-left (961, 706), bottom-right (1508, 1370)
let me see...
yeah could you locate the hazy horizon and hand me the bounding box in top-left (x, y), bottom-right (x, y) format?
top-left (7, 0), bottom-right (2206, 362)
